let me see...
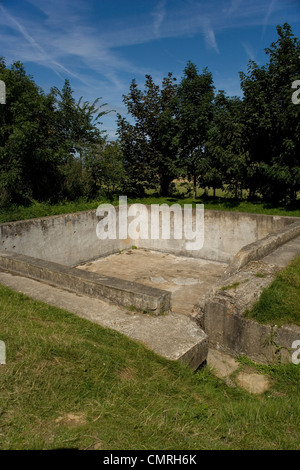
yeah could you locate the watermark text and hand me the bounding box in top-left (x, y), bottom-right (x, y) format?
top-left (291, 340), bottom-right (300, 365)
top-left (291, 80), bottom-right (300, 104)
top-left (96, 197), bottom-right (204, 251)
top-left (0, 80), bottom-right (5, 104)
top-left (0, 340), bottom-right (6, 364)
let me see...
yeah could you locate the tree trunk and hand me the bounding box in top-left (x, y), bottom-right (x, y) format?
top-left (160, 175), bottom-right (172, 197)
top-left (193, 174), bottom-right (197, 199)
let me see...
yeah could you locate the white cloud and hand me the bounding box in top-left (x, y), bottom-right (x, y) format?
top-left (201, 19), bottom-right (220, 54)
top-left (262, 0), bottom-right (276, 37)
top-left (0, 3), bottom-right (66, 79)
top-left (0, 0), bottom-right (298, 130)
top-left (152, 0), bottom-right (167, 39)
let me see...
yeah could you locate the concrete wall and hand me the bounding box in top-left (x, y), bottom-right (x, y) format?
top-left (198, 293), bottom-right (300, 365)
top-left (135, 208), bottom-right (297, 262)
top-left (0, 207), bottom-right (298, 266)
top-left (0, 210), bottom-right (119, 266)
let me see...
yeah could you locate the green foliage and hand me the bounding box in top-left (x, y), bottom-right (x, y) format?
top-left (116, 23), bottom-right (300, 204)
top-left (205, 91), bottom-right (248, 198)
top-left (84, 140), bottom-right (125, 198)
top-left (0, 61), bottom-right (112, 206)
top-left (1, 22), bottom-right (300, 208)
top-left (0, 59), bottom-right (60, 205)
top-left (176, 62), bottom-right (214, 198)
top-left (240, 23), bottom-right (300, 203)
top-left (117, 73), bottom-right (180, 197)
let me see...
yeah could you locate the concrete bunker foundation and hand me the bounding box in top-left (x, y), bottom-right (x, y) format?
top-left (0, 205), bottom-right (299, 368)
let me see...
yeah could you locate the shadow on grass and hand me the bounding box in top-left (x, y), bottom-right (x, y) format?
top-left (261, 200), bottom-right (300, 212)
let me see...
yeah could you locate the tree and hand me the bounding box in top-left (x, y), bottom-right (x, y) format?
top-left (50, 80), bottom-right (109, 199)
top-left (84, 140), bottom-right (125, 197)
top-left (117, 73), bottom-right (179, 196)
top-left (0, 61), bottom-right (110, 205)
top-left (176, 62), bottom-right (214, 198)
top-left (205, 91), bottom-right (248, 198)
top-left (240, 23), bottom-right (300, 203)
top-left (51, 80), bottom-right (108, 161)
top-left (0, 59), bottom-right (60, 205)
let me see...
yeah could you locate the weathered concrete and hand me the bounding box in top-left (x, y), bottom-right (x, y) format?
top-left (0, 270), bottom-right (208, 370)
top-left (197, 236), bottom-right (300, 364)
top-left (0, 250), bottom-right (170, 315)
top-left (130, 208), bottom-right (298, 263)
top-left (207, 349), bottom-right (240, 378)
top-left (77, 249), bottom-right (227, 316)
top-left (0, 210), bottom-right (119, 266)
top-left (235, 372), bottom-right (270, 394)
top-left (0, 208), bottom-right (299, 368)
top-left (224, 219), bottom-right (300, 277)
top-left (207, 349), bottom-right (270, 394)
top-left (0, 207), bottom-right (297, 265)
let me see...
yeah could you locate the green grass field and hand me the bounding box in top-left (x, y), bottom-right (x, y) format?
top-left (245, 254), bottom-right (300, 327)
top-left (0, 189), bottom-right (299, 449)
top-left (0, 284), bottom-right (299, 450)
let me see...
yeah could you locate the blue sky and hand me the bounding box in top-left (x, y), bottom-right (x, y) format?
top-left (0, 0), bottom-right (299, 139)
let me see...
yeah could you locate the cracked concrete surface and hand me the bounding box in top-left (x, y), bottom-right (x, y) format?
top-left (77, 249), bottom-right (228, 317)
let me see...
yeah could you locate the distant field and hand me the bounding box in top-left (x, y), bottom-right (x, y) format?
top-left (0, 283), bottom-right (299, 450)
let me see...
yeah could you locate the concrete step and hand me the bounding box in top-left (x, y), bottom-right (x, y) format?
top-left (0, 250), bottom-right (171, 315)
top-left (261, 235), bottom-right (300, 268)
top-left (0, 270), bottom-right (208, 370)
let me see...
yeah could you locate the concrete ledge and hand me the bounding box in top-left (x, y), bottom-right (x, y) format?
top-left (200, 299), bottom-right (300, 364)
top-left (197, 260), bottom-right (300, 364)
top-left (0, 250), bottom-right (171, 315)
top-left (224, 219), bottom-right (300, 277)
top-left (177, 332), bottom-right (209, 369)
top-left (0, 270), bottom-right (208, 369)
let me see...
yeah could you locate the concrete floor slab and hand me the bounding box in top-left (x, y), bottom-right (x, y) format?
top-left (77, 249), bottom-right (228, 316)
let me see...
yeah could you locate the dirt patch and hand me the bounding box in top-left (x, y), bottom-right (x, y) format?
top-left (236, 372), bottom-right (270, 394)
top-left (55, 412), bottom-right (87, 428)
top-left (93, 442), bottom-right (103, 450)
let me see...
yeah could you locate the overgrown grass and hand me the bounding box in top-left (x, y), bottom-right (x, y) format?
top-left (0, 192), bottom-right (299, 224)
top-left (0, 199), bottom-right (102, 224)
top-left (0, 284), bottom-right (299, 450)
top-left (245, 255), bottom-right (300, 327)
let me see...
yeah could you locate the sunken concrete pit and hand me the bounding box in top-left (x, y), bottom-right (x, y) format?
top-left (0, 205), bottom-right (300, 369)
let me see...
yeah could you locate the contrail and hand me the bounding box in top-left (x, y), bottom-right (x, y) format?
top-left (0, 3), bottom-right (64, 79)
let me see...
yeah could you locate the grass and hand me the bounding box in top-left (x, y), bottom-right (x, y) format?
top-left (0, 187), bottom-right (299, 224)
top-left (0, 187), bottom-right (299, 448)
top-left (221, 282), bottom-right (241, 291)
top-left (0, 199), bottom-right (102, 224)
top-left (0, 283), bottom-right (300, 450)
top-left (245, 255), bottom-right (300, 327)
